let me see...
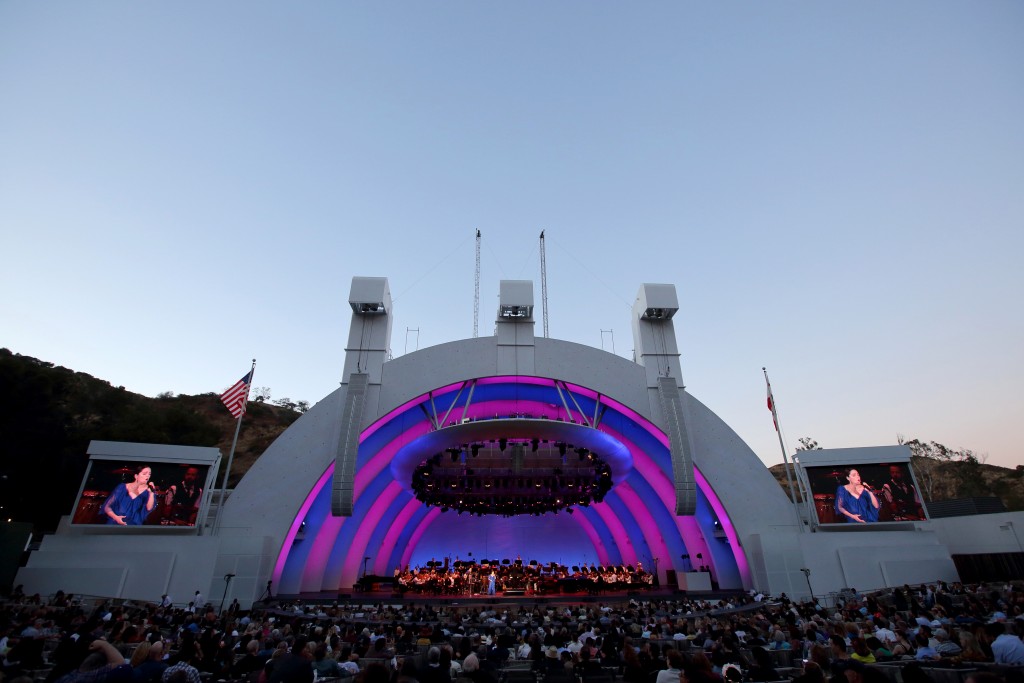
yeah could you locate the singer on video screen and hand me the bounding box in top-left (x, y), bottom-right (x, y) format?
top-left (103, 464), bottom-right (158, 525)
top-left (834, 467), bottom-right (880, 523)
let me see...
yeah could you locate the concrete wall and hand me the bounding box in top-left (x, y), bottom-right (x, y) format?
top-left (930, 511), bottom-right (1024, 555)
top-left (796, 529), bottom-right (957, 598)
top-left (218, 390), bottom-right (346, 552)
top-left (15, 532), bottom-right (273, 608)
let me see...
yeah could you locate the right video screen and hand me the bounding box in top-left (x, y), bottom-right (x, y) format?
top-left (805, 462), bottom-right (927, 525)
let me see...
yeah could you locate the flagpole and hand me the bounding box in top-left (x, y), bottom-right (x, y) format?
top-left (216, 358), bottom-right (255, 534)
top-left (763, 368), bottom-right (802, 529)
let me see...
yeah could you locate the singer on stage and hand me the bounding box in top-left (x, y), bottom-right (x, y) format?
top-left (103, 465), bottom-right (158, 525)
top-left (834, 468), bottom-right (879, 523)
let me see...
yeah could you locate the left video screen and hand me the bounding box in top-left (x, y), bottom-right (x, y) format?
top-left (72, 460), bottom-right (210, 527)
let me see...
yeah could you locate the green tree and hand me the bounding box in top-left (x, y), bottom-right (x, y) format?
top-left (898, 435), bottom-right (988, 502)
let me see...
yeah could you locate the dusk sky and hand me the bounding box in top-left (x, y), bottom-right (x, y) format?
top-left (2, 2), bottom-right (1021, 470)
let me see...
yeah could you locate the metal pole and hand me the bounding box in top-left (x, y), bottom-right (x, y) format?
top-left (220, 574), bottom-right (234, 614)
top-left (216, 359), bottom-right (254, 533)
top-left (801, 568), bottom-right (814, 602)
top-left (764, 368), bottom-right (802, 530)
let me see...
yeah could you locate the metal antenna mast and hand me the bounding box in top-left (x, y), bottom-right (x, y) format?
top-left (539, 230), bottom-right (549, 338)
top-left (473, 229), bottom-right (481, 337)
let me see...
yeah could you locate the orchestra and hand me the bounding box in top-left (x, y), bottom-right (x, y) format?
top-left (390, 558), bottom-right (654, 596)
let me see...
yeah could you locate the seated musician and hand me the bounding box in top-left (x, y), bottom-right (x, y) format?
top-left (164, 466), bottom-right (202, 525)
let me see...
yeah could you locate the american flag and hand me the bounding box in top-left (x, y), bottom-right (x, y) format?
top-left (220, 370), bottom-right (253, 419)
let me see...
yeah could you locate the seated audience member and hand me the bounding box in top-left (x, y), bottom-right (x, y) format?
top-left (396, 655), bottom-right (420, 683)
top-left (829, 634), bottom-right (851, 677)
top-left (161, 647), bottom-right (202, 683)
top-left (932, 630), bottom-right (961, 657)
top-left (265, 635), bottom-right (313, 683)
top-left (680, 659), bottom-right (717, 683)
top-left (132, 641), bottom-right (168, 683)
top-left (864, 637), bottom-right (892, 661)
top-left (841, 661), bottom-right (887, 683)
top-left (622, 643), bottom-right (646, 683)
top-left (913, 634), bottom-right (940, 662)
top-left (363, 662), bottom-right (391, 683)
top-left (956, 632), bottom-right (987, 663)
top-left (891, 630), bottom-right (915, 658)
top-left (746, 646), bottom-right (782, 681)
top-left (578, 647), bottom-right (604, 679)
top-left (986, 622), bottom-right (1024, 665)
top-left (462, 653), bottom-right (497, 683)
top-left (849, 639), bottom-right (876, 664)
top-left (898, 662), bottom-right (935, 683)
top-left (311, 644), bottom-right (340, 680)
top-left (233, 640), bottom-right (266, 678)
top-left (420, 647), bottom-right (450, 683)
top-left (57, 641), bottom-right (133, 683)
top-left (720, 664), bottom-right (742, 683)
top-left (790, 661), bottom-right (825, 683)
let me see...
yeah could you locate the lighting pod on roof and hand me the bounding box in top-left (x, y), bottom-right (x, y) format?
top-left (636, 283), bottom-right (678, 320)
top-left (498, 280), bottom-right (534, 319)
top-left (349, 276), bottom-right (390, 315)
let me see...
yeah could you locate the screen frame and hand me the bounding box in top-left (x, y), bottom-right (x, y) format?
top-left (70, 441), bottom-right (222, 532)
top-left (794, 445), bottom-right (928, 529)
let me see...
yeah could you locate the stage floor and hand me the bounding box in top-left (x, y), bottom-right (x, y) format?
top-left (265, 586), bottom-right (732, 608)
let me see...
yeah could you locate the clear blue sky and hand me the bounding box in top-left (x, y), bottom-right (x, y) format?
top-left (2, 2), bottom-right (1021, 469)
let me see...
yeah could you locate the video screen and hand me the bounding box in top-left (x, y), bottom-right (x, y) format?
top-left (72, 460), bottom-right (210, 527)
top-left (805, 462), bottom-right (926, 525)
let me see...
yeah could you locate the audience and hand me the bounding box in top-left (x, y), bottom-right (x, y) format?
top-left (2, 579), bottom-right (1023, 683)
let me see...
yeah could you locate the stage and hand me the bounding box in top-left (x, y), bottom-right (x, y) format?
top-left (259, 585), bottom-right (735, 610)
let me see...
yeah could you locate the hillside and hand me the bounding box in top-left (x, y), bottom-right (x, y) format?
top-left (0, 349), bottom-right (301, 533)
top-left (3, 347), bottom-right (1021, 535)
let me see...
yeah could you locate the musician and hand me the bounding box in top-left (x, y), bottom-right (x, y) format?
top-left (164, 466), bottom-right (202, 525)
top-left (881, 464), bottom-right (924, 520)
top-left (487, 570), bottom-right (497, 595)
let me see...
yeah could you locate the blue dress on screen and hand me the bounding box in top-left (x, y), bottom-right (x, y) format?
top-left (104, 484), bottom-right (153, 525)
top-left (834, 486), bottom-right (879, 523)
